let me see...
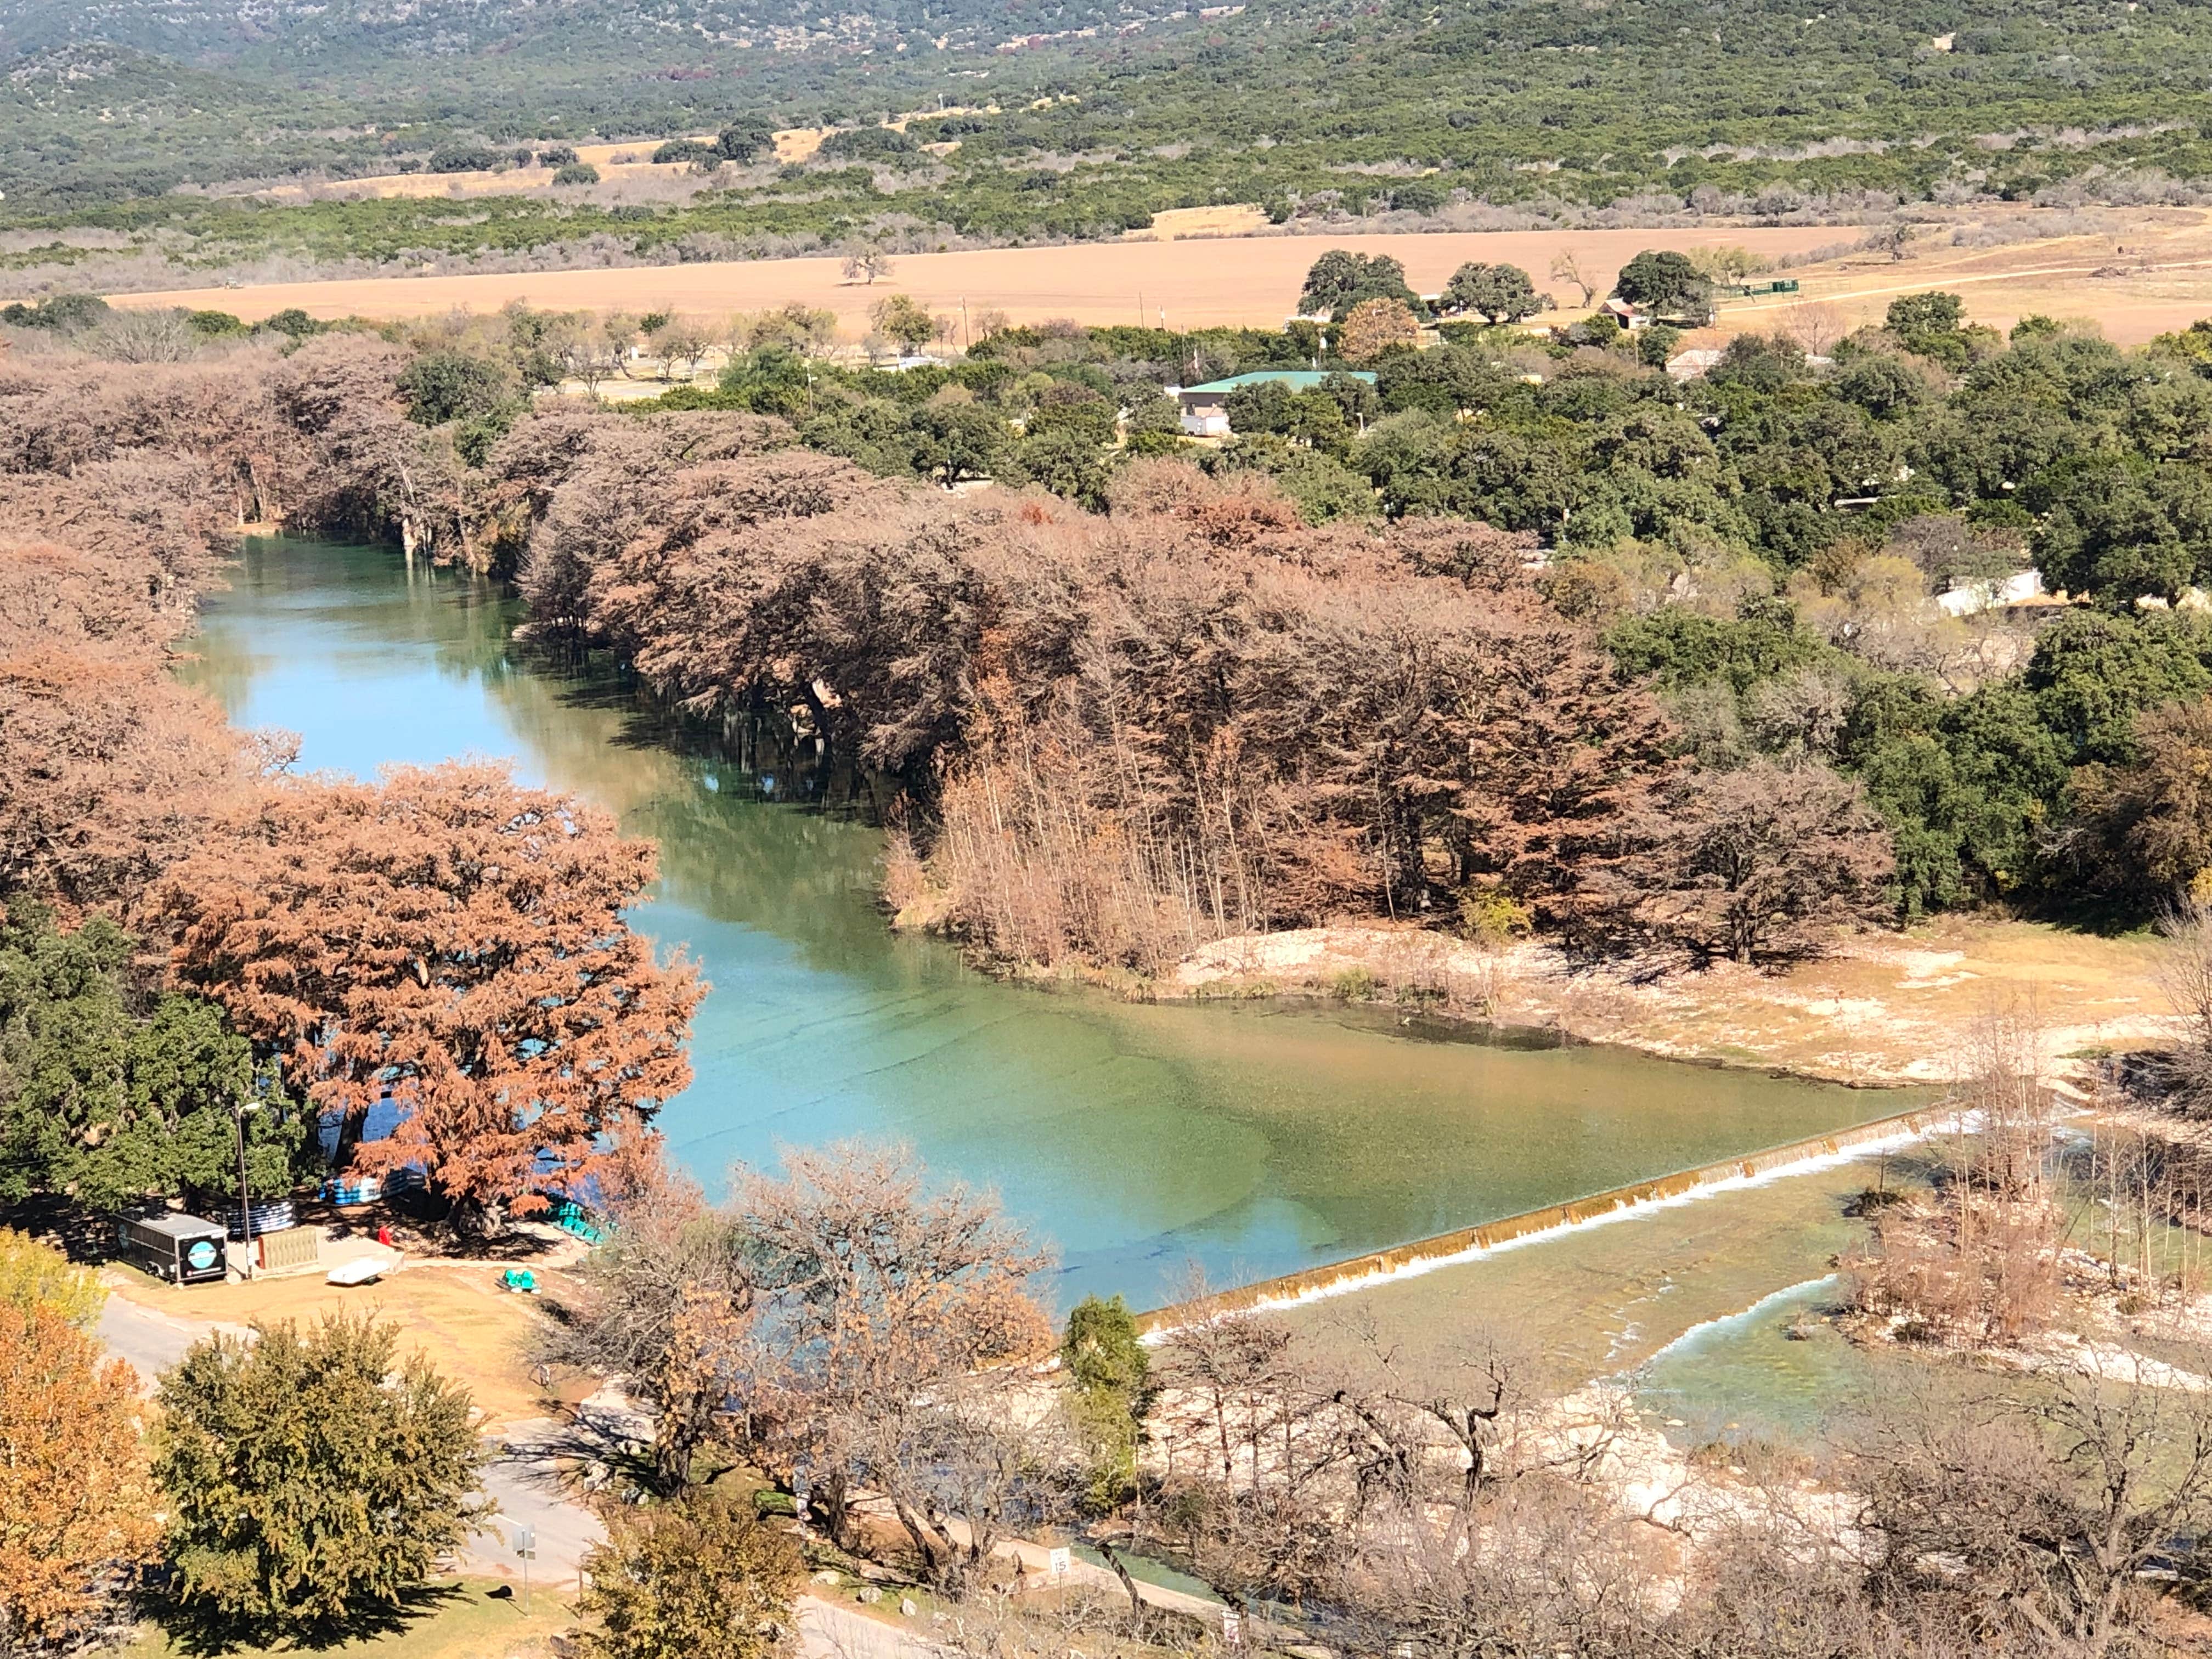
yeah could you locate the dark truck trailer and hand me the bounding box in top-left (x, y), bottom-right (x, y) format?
top-left (117, 1213), bottom-right (229, 1285)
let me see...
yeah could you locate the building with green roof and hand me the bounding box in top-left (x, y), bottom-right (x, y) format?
top-left (1174, 369), bottom-right (1378, 436)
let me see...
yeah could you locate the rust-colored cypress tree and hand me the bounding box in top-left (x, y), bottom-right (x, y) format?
top-left (158, 761), bottom-right (703, 1234)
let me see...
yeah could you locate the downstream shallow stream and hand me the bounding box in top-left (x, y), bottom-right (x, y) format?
top-left (181, 540), bottom-right (1914, 1341)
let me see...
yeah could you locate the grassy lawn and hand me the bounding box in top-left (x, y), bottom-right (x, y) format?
top-left (123, 1580), bottom-right (575, 1659)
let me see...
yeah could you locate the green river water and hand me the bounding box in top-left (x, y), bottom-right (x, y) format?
top-left (178, 538), bottom-right (1916, 1419)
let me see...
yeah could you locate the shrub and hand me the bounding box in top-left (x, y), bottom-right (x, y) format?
top-left (0, 1230), bottom-right (105, 1329)
top-left (260, 307), bottom-right (323, 339)
top-left (578, 1490), bottom-right (804, 1659)
top-left (1458, 888), bottom-right (1533, 944)
top-left (717, 120), bottom-right (777, 163)
top-left (817, 126), bottom-right (919, 162)
top-left (397, 349), bottom-right (511, 426)
top-left (555, 162), bottom-right (601, 185)
top-left (0, 292), bottom-right (110, 332)
top-left (1328, 966), bottom-right (1381, 1001)
top-left (426, 143), bottom-right (500, 174)
top-left (153, 1313), bottom-right (483, 1639)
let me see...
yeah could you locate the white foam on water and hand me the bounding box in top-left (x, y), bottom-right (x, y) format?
top-left (1630, 1273), bottom-right (1842, 1372)
top-left (1143, 1112), bottom-right (1963, 1340)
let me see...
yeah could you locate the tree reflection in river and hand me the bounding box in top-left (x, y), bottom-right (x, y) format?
top-left (178, 538), bottom-right (1916, 1308)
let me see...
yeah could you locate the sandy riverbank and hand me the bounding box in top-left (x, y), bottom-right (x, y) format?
top-left (1168, 913), bottom-right (2174, 1090)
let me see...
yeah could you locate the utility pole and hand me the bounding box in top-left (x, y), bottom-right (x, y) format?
top-left (232, 1100), bottom-right (260, 1279)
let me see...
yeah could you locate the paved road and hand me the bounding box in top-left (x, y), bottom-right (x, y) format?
top-left (95, 1293), bottom-right (250, 1386)
top-left (460, 1418), bottom-right (609, 1589)
top-left (800, 1597), bottom-right (941, 1659)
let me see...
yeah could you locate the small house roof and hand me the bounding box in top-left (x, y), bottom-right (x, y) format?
top-left (1180, 370), bottom-right (1379, 396)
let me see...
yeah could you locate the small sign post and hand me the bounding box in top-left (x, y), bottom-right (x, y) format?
top-left (1221, 1609), bottom-right (1242, 1647)
top-left (512, 1522), bottom-right (537, 1613)
top-left (1048, 1547), bottom-right (1070, 1582)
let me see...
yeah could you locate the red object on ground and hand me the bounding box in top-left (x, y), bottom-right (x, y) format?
top-left (376, 1224), bottom-right (393, 1248)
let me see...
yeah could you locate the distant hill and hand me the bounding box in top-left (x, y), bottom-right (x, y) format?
top-left (4, 0), bottom-right (2212, 246)
top-left (0, 0), bottom-right (1128, 66)
top-left (0, 0), bottom-right (1146, 205)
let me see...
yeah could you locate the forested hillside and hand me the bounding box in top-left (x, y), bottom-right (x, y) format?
top-left (6, 0), bottom-right (2212, 240)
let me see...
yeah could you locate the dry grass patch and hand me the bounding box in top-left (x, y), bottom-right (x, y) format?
top-left (105, 1257), bottom-right (560, 1427)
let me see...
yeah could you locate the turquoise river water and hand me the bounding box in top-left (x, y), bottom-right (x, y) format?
top-left (179, 539), bottom-right (1913, 1355)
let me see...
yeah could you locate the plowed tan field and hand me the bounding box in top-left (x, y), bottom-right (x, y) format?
top-left (108, 225), bottom-right (1858, 332)
top-left (111, 208), bottom-right (2212, 342)
top-left (1707, 208), bottom-right (2212, 345)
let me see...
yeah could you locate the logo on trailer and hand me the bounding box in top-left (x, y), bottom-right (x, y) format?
top-left (186, 1240), bottom-right (220, 1273)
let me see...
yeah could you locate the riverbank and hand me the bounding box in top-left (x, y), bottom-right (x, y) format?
top-left (1164, 913), bottom-right (2175, 1091)
top-left (183, 538), bottom-right (1920, 1309)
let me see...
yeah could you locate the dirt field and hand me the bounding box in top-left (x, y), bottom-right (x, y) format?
top-left (1706, 205), bottom-right (2212, 345)
top-left (105, 224), bottom-right (1859, 332)
top-left (112, 202), bottom-right (2212, 342)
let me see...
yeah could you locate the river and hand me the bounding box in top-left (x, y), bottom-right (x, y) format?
top-left (180, 539), bottom-right (1914, 1321)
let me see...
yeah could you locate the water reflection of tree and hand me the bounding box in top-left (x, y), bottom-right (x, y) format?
top-left (482, 623), bottom-right (927, 979)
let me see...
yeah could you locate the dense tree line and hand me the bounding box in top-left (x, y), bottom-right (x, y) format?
top-left (906, 287), bottom-right (2212, 923)
top-left (0, 341), bottom-right (700, 1233)
top-left (568, 292), bottom-right (2212, 935)
top-left (58, 292), bottom-right (2196, 960)
top-left (19, 296), bottom-right (2212, 1084)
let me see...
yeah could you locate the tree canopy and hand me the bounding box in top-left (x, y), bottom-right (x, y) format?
top-left (1299, 250), bottom-right (1423, 322)
top-left (157, 764), bottom-right (703, 1235)
top-left (152, 1313), bottom-right (484, 1639)
top-left (0, 1256), bottom-right (156, 1657)
top-left (578, 1490), bottom-right (804, 1659)
top-left (1441, 262), bottom-right (1548, 324)
top-left (0, 905), bottom-right (304, 1215)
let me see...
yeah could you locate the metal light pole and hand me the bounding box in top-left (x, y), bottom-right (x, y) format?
top-left (232, 1100), bottom-right (261, 1280)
